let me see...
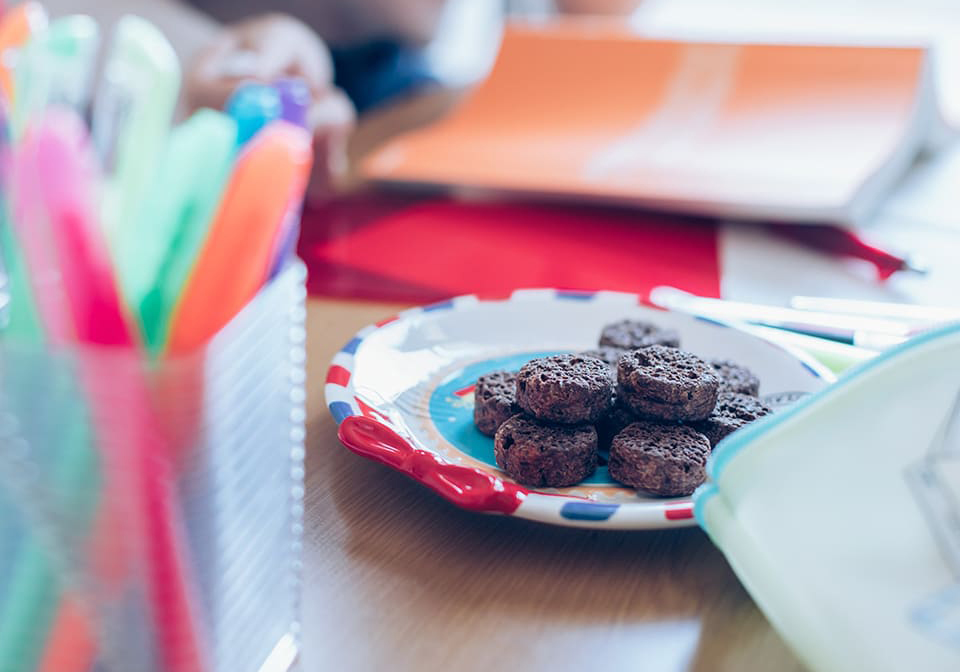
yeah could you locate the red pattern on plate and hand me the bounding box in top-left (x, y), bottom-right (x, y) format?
top-left (454, 384), bottom-right (476, 397)
top-left (338, 416), bottom-right (528, 514)
top-left (664, 505), bottom-right (695, 520)
top-left (325, 365), bottom-right (351, 387)
top-left (355, 396), bottom-right (391, 424)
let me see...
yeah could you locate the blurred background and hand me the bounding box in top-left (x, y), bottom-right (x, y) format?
top-left (31, 0), bottom-right (960, 125)
top-left (4, 2), bottom-right (960, 671)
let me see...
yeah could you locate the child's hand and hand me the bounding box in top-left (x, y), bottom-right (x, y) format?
top-left (186, 13), bottom-right (356, 200)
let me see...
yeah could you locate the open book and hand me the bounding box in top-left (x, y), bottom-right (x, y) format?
top-left (363, 22), bottom-right (938, 225)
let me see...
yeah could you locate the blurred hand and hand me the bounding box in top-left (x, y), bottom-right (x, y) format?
top-left (554, 0), bottom-right (642, 14)
top-left (186, 13), bottom-right (356, 201)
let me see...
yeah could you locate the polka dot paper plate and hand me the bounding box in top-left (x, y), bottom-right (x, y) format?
top-left (325, 289), bottom-right (833, 530)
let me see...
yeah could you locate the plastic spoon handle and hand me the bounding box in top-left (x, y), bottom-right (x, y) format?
top-left (93, 15), bottom-right (179, 256)
top-left (0, 2), bottom-right (47, 101)
top-left (166, 121), bottom-right (312, 354)
top-left (226, 82), bottom-right (280, 147)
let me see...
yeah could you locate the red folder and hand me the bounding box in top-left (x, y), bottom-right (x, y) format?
top-left (298, 196), bottom-right (721, 303)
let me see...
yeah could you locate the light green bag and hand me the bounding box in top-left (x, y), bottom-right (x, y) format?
top-left (696, 323), bottom-right (960, 672)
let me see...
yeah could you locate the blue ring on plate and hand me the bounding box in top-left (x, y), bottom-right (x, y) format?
top-left (555, 290), bottom-right (597, 301)
top-left (328, 401), bottom-right (355, 424)
top-left (560, 501), bottom-right (619, 521)
top-left (340, 337), bottom-right (362, 355)
top-left (422, 299), bottom-right (455, 312)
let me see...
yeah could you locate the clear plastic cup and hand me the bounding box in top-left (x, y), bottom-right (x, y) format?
top-left (0, 262), bottom-right (306, 672)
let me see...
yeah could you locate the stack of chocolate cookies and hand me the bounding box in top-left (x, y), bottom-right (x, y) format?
top-left (473, 319), bottom-right (772, 496)
top-left (479, 354), bottom-right (613, 488)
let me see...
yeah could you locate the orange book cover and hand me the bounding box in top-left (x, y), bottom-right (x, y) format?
top-left (363, 23), bottom-right (934, 224)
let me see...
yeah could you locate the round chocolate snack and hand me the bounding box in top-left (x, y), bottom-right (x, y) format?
top-left (596, 399), bottom-right (638, 452)
top-left (494, 414), bottom-right (598, 487)
top-left (710, 359), bottom-right (760, 396)
top-left (617, 345), bottom-right (719, 422)
top-left (609, 421), bottom-right (710, 496)
top-left (473, 370), bottom-right (521, 437)
top-left (598, 319), bottom-right (680, 350)
top-left (693, 392), bottom-right (772, 448)
top-left (516, 354), bottom-right (614, 424)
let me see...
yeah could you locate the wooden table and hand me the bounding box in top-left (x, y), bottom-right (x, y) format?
top-left (299, 91), bottom-right (807, 672)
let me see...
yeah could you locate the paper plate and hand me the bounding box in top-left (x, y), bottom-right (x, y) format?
top-left (325, 289), bottom-right (833, 529)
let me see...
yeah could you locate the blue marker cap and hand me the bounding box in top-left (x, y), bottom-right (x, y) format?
top-left (226, 82), bottom-right (282, 146)
top-left (273, 77), bottom-right (310, 129)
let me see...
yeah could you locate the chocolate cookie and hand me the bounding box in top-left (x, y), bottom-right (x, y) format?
top-left (596, 399), bottom-right (639, 451)
top-left (473, 371), bottom-right (521, 437)
top-left (516, 354), bottom-right (614, 424)
top-left (617, 346), bottom-right (720, 421)
top-left (494, 414), bottom-right (598, 487)
top-left (710, 359), bottom-right (760, 396)
top-left (693, 392), bottom-right (772, 447)
top-left (598, 319), bottom-right (680, 350)
top-left (608, 421), bottom-right (710, 496)
top-left (579, 346), bottom-right (627, 370)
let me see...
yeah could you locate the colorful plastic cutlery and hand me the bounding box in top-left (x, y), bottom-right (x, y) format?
top-left (165, 121), bottom-right (312, 354)
top-left (92, 15), bottom-right (179, 258)
top-left (0, 93), bottom-right (42, 341)
top-left (0, 1), bottom-right (47, 102)
top-left (266, 77), bottom-right (311, 279)
top-left (117, 108), bottom-right (237, 351)
top-left (11, 108), bottom-right (210, 672)
top-left (226, 81), bottom-right (281, 147)
top-left (11, 14), bottom-right (98, 141)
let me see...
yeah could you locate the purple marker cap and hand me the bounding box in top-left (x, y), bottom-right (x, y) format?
top-left (273, 77), bottom-right (310, 129)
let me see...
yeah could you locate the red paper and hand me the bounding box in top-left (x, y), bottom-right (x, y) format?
top-left (298, 196), bottom-right (721, 303)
